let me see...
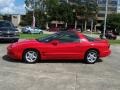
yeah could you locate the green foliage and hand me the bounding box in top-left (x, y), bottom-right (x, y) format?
top-left (20, 33), bottom-right (49, 39)
top-left (20, 12), bottom-right (33, 26)
top-left (24, 0), bottom-right (98, 29)
top-left (107, 14), bottom-right (120, 31)
top-left (109, 40), bottom-right (120, 44)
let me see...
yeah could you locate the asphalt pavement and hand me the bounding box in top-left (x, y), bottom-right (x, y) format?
top-left (0, 43), bottom-right (120, 90)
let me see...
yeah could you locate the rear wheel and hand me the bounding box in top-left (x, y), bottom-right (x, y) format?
top-left (23, 50), bottom-right (39, 63)
top-left (39, 31), bottom-right (43, 34)
top-left (28, 31), bottom-right (31, 34)
top-left (85, 50), bottom-right (98, 64)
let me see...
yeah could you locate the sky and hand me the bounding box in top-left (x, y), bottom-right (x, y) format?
top-left (0, 0), bottom-right (26, 15)
top-left (0, 0), bottom-right (120, 15)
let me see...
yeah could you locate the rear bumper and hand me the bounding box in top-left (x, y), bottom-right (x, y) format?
top-left (100, 49), bottom-right (111, 57)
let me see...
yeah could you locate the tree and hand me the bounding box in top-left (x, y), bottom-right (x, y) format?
top-left (76, 0), bottom-right (98, 31)
top-left (107, 13), bottom-right (120, 33)
top-left (25, 0), bottom-right (46, 12)
top-left (20, 12), bottom-right (33, 26)
top-left (45, 0), bottom-right (59, 27)
top-left (45, 0), bottom-right (74, 28)
top-left (24, 0), bottom-right (98, 30)
top-left (58, 2), bottom-right (74, 27)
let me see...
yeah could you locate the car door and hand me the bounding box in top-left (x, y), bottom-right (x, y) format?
top-left (34, 28), bottom-right (38, 33)
top-left (30, 27), bottom-right (37, 33)
top-left (42, 32), bottom-right (83, 60)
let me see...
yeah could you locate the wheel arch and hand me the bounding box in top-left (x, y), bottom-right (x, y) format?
top-left (22, 48), bottom-right (41, 60)
top-left (85, 48), bottom-right (100, 58)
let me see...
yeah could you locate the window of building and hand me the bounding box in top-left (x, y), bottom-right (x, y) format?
top-left (108, 7), bottom-right (117, 11)
top-left (99, 7), bottom-right (106, 11)
top-left (98, 0), bottom-right (106, 4)
top-left (97, 14), bottom-right (105, 17)
top-left (110, 0), bottom-right (117, 5)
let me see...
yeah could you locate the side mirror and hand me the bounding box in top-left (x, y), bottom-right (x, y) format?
top-left (51, 40), bottom-right (59, 45)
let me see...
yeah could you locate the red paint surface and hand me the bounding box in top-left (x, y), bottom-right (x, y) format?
top-left (7, 32), bottom-right (111, 61)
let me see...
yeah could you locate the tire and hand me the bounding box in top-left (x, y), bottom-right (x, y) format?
top-left (85, 50), bottom-right (98, 64)
top-left (39, 31), bottom-right (43, 34)
top-left (28, 31), bottom-right (31, 34)
top-left (113, 37), bottom-right (117, 40)
top-left (14, 39), bottom-right (19, 42)
top-left (23, 50), bottom-right (39, 63)
top-left (11, 39), bottom-right (19, 43)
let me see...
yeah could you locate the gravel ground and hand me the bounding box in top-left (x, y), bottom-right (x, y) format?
top-left (0, 43), bottom-right (120, 90)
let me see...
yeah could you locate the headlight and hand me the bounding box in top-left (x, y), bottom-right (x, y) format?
top-left (15, 30), bottom-right (19, 33)
top-left (15, 31), bottom-right (19, 35)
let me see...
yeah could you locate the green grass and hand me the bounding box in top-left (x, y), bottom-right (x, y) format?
top-left (20, 33), bottom-right (49, 39)
top-left (109, 40), bottom-right (120, 44)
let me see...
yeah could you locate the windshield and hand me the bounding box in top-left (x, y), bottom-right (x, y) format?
top-left (0, 21), bottom-right (13, 28)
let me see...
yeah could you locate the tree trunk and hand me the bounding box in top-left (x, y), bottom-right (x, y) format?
top-left (82, 23), bottom-right (84, 32)
top-left (91, 19), bottom-right (93, 35)
top-left (55, 21), bottom-right (58, 27)
top-left (84, 20), bottom-right (87, 31)
top-left (75, 20), bottom-right (77, 29)
top-left (65, 22), bottom-right (68, 28)
top-left (46, 22), bottom-right (49, 30)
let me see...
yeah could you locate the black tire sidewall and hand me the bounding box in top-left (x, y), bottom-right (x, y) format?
top-left (39, 31), bottom-right (43, 34)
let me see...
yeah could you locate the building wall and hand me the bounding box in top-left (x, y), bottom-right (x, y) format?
top-left (117, 0), bottom-right (120, 13)
top-left (61, 0), bottom-right (118, 20)
top-left (97, 0), bottom-right (118, 20)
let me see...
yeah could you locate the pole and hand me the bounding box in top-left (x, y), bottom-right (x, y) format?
top-left (91, 19), bottom-right (93, 36)
top-left (103, 0), bottom-right (108, 38)
top-left (75, 20), bottom-right (77, 29)
top-left (32, 0), bottom-right (35, 28)
top-left (66, 0), bottom-right (68, 3)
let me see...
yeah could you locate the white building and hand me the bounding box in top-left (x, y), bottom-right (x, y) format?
top-left (117, 0), bottom-right (120, 13)
top-left (11, 15), bottom-right (21, 27)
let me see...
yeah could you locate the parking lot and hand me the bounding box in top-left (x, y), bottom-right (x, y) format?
top-left (0, 43), bottom-right (120, 90)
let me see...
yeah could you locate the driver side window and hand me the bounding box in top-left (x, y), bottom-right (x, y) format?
top-left (58, 33), bottom-right (80, 43)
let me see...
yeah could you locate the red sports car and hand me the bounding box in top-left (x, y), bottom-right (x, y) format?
top-left (7, 31), bottom-right (111, 64)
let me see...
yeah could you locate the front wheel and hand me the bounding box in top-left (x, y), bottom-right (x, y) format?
top-left (23, 50), bottom-right (39, 63)
top-left (85, 50), bottom-right (98, 64)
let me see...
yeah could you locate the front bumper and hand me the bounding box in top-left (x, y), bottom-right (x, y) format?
top-left (7, 45), bottom-right (21, 60)
top-left (0, 36), bottom-right (19, 41)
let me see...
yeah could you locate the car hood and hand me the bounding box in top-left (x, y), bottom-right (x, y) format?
top-left (16, 39), bottom-right (39, 45)
top-left (0, 27), bottom-right (17, 32)
top-left (8, 39), bottom-right (44, 49)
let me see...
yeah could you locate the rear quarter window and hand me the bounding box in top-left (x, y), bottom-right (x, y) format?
top-left (84, 35), bottom-right (95, 42)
